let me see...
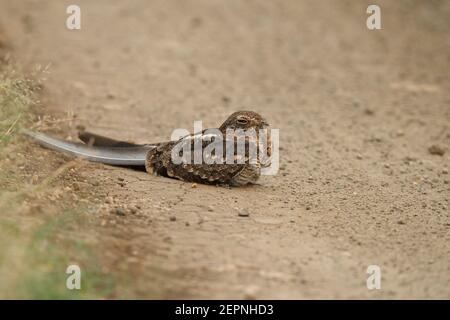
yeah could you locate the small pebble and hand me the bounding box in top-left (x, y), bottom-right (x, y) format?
top-left (105, 196), bottom-right (114, 204)
top-left (238, 208), bottom-right (250, 217)
top-left (112, 207), bottom-right (126, 216)
top-left (428, 145), bottom-right (445, 156)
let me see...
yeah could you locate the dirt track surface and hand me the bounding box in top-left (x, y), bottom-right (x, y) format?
top-left (1, 0), bottom-right (449, 298)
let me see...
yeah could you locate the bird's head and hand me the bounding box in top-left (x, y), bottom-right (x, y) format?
top-left (219, 111), bottom-right (269, 132)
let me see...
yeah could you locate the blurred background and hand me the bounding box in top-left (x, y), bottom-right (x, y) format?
top-left (0, 0), bottom-right (449, 299)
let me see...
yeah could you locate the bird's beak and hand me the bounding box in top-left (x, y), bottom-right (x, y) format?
top-left (261, 119), bottom-right (270, 128)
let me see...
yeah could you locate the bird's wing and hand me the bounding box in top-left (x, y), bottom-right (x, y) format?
top-left (23, 130), bottom-right (153, 166)
top-left (159, 131), bottom-right (258, 183)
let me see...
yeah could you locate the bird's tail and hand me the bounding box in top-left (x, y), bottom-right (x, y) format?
top-left (23, 129), bottom-right (155, 166)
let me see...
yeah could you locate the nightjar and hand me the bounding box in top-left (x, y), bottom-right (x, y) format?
top-left (25, 111), bottom-right (272, 186)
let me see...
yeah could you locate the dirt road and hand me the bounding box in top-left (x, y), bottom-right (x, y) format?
top-left (1, 0), bottom-right (449, 298)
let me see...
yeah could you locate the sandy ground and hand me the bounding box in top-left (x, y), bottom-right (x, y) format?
top-left (1, 0), bottom-right (449, 299)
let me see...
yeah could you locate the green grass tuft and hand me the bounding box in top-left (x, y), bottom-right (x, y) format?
top-left (0, 60), bottom-right (117, 299)
top-left (17, 211), bottom-right (115, 299)
top-left (0, 61), bottom-right (45, 147)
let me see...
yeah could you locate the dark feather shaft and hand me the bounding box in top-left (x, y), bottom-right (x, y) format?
top-left (78, 131), bottom-right (144, 147)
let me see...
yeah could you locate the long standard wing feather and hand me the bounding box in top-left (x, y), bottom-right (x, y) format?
top-left (23, 130), bottom-right (153, 166)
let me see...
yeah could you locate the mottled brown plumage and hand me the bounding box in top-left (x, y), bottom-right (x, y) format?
top-left (145, 111), bottom-right (271, 186)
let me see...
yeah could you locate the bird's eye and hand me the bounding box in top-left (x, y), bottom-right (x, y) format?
top-left (236, 118), bottom-right (249, 125)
